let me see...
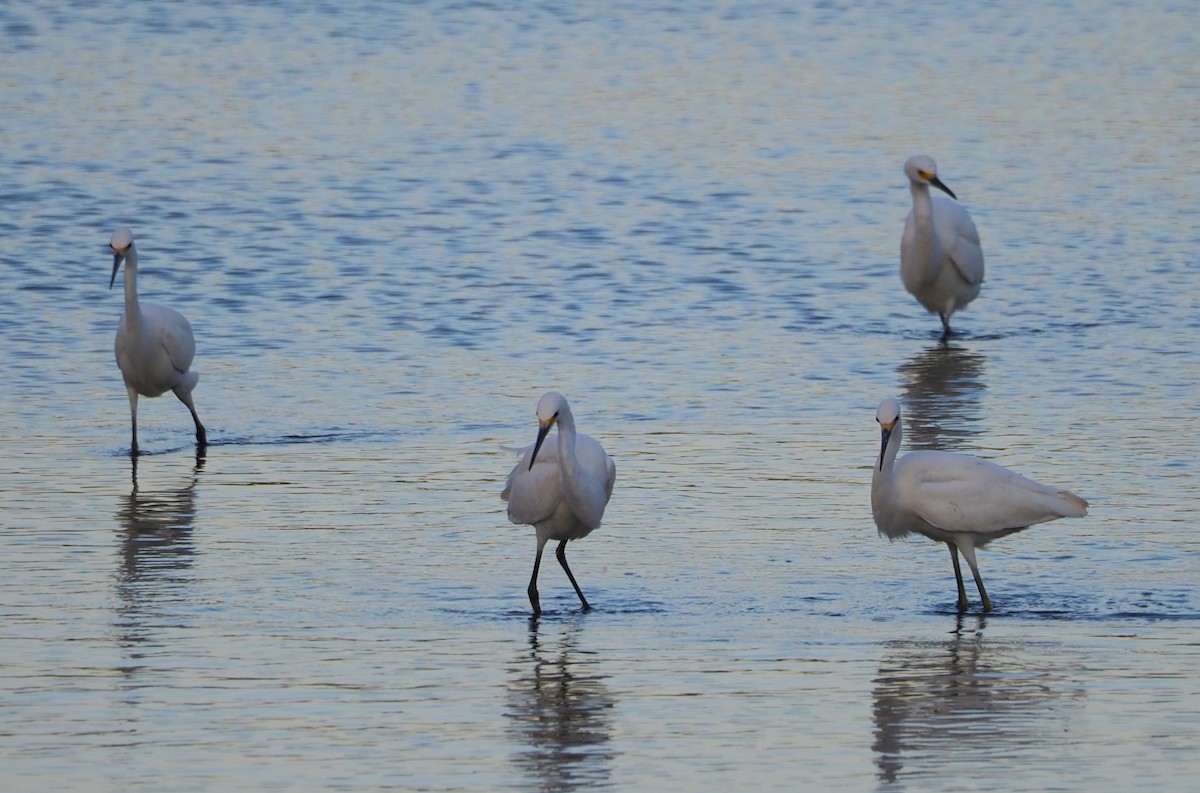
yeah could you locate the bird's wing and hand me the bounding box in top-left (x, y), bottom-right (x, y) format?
top-left (898, 451), bottom-right (1085, 536)
top-left (572, 433), bottom-right (616, 527)
top-left (934, 196), bottom-right (985, 286)
top-left (501, 441), bottom-right (562, 525)
top-left (144, 302), bottom-right (197, 374)
top-left (500, 441), bottom-right (537, 503)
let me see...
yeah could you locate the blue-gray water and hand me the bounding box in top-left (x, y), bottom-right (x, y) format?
top-left (2, 1), bottom-right (1198, 790)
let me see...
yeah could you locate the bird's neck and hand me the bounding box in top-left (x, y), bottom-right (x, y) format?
top-left (123, 244), bottom-right (143, 322)
top-left (906, 184), bottom-right (943, 274)
top-left (555, 409), bottom-right (579, 474)
top-left (871, 429), bottom-right (899, 523)
top-left (909, 183), bottom-right (935, 229)
top-left (555, 410), bottom-right (602, 527)
top-left (876, 423), bottom-right (902, 475)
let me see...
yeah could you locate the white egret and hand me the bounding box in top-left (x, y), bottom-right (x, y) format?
top-left (501, 391), bottom-right (616, 616)
top-left (871, 397), bottom-right (1087, 612)
top-left (900, 155), bottom-right (985, 338)
top-left (109, 227), bottom-right (206, 455)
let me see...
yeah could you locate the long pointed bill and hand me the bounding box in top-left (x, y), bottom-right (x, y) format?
top-left (878, 426), bottom-right (893, 471)
top-left (529, 421), bottom-right (553, 471)
top-left (109, 252), bottom-right (123, 289)
top-left (929, 175), bottom-right (957, 201)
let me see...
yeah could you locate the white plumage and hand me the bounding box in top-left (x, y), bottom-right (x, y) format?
top-left (502, 391), bottom-right (616, 616)
top-left (871, 397), bottom-right (1086, 612)
top-left (900, 155), bottom-right (985, 338)
top-left (109, 227), bottom-right (207, 455)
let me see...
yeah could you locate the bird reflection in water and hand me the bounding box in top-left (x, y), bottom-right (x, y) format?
top-left (113, 453), bottom-right (204, 659)
top-left (506, 616), bottom-right (616, 792)
top-left (872, 615), bottom-right (1083, 786)
top-left (897, 342), bottom-right (987, 452)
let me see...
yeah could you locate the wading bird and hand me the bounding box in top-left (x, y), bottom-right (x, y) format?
top-left (502, 391), bottom-right (616, 616)
top-left (109, 227), bottom-right (206, 455)
top-left (871, 397), bottom-right (1086, 612)
top-left (900, 155), bottom-right (985, 338)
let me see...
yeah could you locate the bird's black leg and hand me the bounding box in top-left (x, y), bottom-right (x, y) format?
top-left (128, 387), bottom-right (140, 456)
top-left (556, 539), bottom-right (591, 612)
top-left (949, 543), bottom-right (969, 612)
top-left (970, 565), bottom-right (993, 613)
top-left (176, 389), bottom-right (206, 448)
top-left (191, 411), bottom-right (207, 448)
top-left (528, 545), bottom-right (544, 616)
top-left (939, 312), bottom-right (953, 340)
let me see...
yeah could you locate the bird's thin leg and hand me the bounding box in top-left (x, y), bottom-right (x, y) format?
top-left (968, 563), bottom-right (992, 613)
top-left (175, 388), bottom-right (207, 447)
top-left (939, 312), bottom-right (953, 339)
top-left (528, 541), bottom-right (546, 616)
top-left (957, 542), bottom-right (993, 613)
top-left (126, 385), bottom-right (140, 456)
top-left (556, 539), bottom-right (591, 612)
top-left (949, 543), bottom-right (969, 612)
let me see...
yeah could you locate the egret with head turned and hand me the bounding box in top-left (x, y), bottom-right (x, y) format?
top-left (502, 391), bottom-right (616, 616)
top-left (900, 155), bottom-right (985, 338)
top-left (109, 227), bottom-right (207, 455)
top-left (871, 397), bottom-right (1087, 612)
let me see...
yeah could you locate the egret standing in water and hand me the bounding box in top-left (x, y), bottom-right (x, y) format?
top-left (871, 397), bottom-right (1087, 612)
top-left (109, 227), bottom-right (206, 455)
top-left (900, 155), bottom-right (985, 338)
top-left (502, 391), bottom-right (616, 616)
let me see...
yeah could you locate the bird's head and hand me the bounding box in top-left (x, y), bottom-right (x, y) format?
top-left (876, 397), bottom-right (902, 470)
top-left (530, 391), bottom-right (567, 470)
top-left (904, 155), bottom-right (957, 200)
top-left (109, 227), bottom-right (134, 289)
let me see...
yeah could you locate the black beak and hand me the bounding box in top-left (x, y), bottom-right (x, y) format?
top-left (529, 422), bottom-right (553, 471)
top-left (878, 426), bottom-right (892, 471)
top-left (929, 175), bottom-right (957, 201)
top-left (109, 251), bottom-right (123, 289)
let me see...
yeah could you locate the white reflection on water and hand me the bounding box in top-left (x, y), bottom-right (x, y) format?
top-left (113, 455), bottom-right (205, 666)
top-left (506, 617), bottom-right (616, 791)
top-left (897, 342), bottom-right (987, 451)
top-left (872, 615), bottom-right (1083, 787)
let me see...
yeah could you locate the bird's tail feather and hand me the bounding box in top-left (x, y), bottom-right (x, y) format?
top-left (1058, 490), bottom-right (1088, 517)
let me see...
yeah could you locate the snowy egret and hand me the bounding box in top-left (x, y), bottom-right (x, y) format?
top-left (871, 397), bottom-right (1087, 612)
top-left (501, 391), bottom-right (616, 616)
top-left (900, 155), bottom-right (985, 338)
top-left (109, 227), bottom-right (206, 455)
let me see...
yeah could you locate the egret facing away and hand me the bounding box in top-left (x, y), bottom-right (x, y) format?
top-left (109, 227), bottom-right (206, 455)
top-left (871, 398), bottom-right (1087, 612)
top-left (501, 391), bottom-right (616, 616)
top-left (901, 155), bottom-right (985, 338)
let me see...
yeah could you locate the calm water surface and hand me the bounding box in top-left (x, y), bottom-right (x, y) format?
top-left (1, 1), bottom-right (1198, 790)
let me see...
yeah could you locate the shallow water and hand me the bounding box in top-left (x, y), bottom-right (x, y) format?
top-left (1, 1), bottom-right (1198, 790)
